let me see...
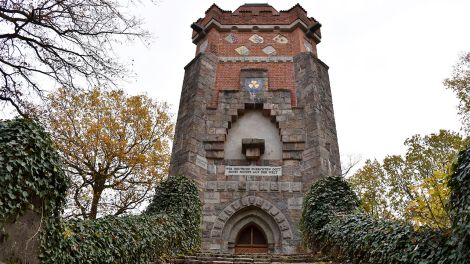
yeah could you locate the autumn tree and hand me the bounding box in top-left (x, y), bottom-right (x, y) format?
top-left (348, 159), bottom-right (391, 219)
top-left (444, 52), bottom-right (470, 135)
top-left (0, 0), bottom-right (148, 115)
top-left (35, 87), bottom-right (173, 219)
top-left (349, 130), bottom-right (469, 230)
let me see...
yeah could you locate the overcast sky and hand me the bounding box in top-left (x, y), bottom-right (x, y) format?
top-left (4, 1), bottom-right (468, 167)
top-left (114, 0), bottom-right (469, 165)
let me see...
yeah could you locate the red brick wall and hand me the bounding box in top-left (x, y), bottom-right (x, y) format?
top-left (214, 62), bottom-right (297, 107)
top-left (197, 28), bottom-right (317, 56)
top-left (195, 4), bottom-right (319, 108)
top-left (216, 62), bottom-right (295, 91)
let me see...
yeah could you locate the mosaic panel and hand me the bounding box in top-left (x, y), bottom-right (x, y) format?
top-left (273, 34), bottom-right (288, 44)
top-left (262, 45), bottom-right (277, 56)
top-left (224, 34), bottom-right (238, 44)
top-left (235, 46), bottom-right (250, 56)
top-left (249, 34), bottom-right (264, 44)
top-left (304, 41), bottom-right (313, 52)
top-left (244, 78), bottom-right (266, 94)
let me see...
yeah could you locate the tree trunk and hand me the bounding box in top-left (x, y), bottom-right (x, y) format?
top-left (89, 175), bottom-right (106, 219)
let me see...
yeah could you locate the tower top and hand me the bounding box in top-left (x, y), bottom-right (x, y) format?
top-left (191, 3), bottom-right (321, 44)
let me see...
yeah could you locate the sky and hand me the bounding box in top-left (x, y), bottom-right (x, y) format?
top-left (113, 0), bottom-right (469, 167)
top-left (3, 0), bottom-right (469, 168)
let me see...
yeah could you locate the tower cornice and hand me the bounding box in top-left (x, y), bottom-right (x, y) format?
top-left (192, 4), bottom-right (321, 44)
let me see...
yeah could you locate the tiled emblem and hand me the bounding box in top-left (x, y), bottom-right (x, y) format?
top-left (249, 34), bottom-right (264, 44)
top-left (304, 41), bottom-right (313, 52)
top-left (244, 78), bottom-right (266, 94)
top-left (235, 46), bottom-right (250, 56)
top-left (273, 34), bottom-right (288, 44)
top-left (224, 34), bottom-right (238, 44)
top-left (199, 39), bottom-right (208, 53)
top-left (262, 46), bottom-right (276, 56)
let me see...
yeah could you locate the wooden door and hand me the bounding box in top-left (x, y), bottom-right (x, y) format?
top-left (234, 224), bottom-right (268, 254)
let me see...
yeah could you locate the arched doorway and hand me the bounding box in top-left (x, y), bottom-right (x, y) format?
top-left (235, 224), bottom-right (268, 254)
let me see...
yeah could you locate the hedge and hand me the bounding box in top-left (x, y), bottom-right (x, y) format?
top-left (41, 175), bottom-right (201, 263)
top-left (301, 146), bottom-right (470, 264)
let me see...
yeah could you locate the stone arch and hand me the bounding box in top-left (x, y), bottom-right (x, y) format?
top-left (210, 196), bottom-right (293, 252)
top-left (203, 95), bottom-right (305, 161)
top-left (226, 103), bottom-right (282, 134)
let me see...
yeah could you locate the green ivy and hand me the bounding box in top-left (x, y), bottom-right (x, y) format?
top-left (41, 175), bottom-right (201, 263)
top-left (448, 146), bottom-right (470, 263)
top-left (301, 170), bottom-right (470, 263)
top-left (300, 176), bottom-right (360, 243)
top-left (146, 175), bottom-right (202, 252)
top-left (0, 118), bottom-right (68, 227)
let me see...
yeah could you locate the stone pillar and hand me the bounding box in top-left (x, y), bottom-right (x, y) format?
top-left (170, 53), bottom-right (218, 188)
top-left (294, 52), bottom-right (341, 191)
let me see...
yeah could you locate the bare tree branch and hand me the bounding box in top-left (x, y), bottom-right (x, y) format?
top-left (0, 0), bottom-right (149, 115)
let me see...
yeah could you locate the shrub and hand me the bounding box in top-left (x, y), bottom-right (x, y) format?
top-left (41, 175), bottom-right (201, 263)
top-left (301, 165), bottom-right (470, 263)
top-left (300, 176), bottom-right (359, 245)
top-left (448, 147), bottom-right (470, 263)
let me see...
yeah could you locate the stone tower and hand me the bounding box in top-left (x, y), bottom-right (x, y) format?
top-left (170, 3), bottom-right (340, 254)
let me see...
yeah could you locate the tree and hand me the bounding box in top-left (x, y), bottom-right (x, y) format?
top-left (0, 0), bottom-right (148, 115)
top-left (349, 130), bottom-right (469, 230)
top-left (444, 52), bottom-right (470, 135)
top-left (34, 87), bottom-right (173, 219)
top-left (341, 153), bottom-right (361, 177)
top-left (348, 159), bottom-right (391, 219)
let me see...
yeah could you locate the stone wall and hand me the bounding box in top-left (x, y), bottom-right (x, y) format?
top-left (0, 209), bottom-right (41, 264)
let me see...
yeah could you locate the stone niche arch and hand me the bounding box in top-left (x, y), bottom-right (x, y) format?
top-left (224, 110), bottom-right (282, 160)
top-left (210, 196), bottom-right (293, 253)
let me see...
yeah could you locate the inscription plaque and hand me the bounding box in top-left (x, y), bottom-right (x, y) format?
top-left (225, 166), bottom-right (282, 176)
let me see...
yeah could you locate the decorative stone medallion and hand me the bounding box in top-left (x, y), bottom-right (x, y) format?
top-left (273, 34), bottom-right (288, 44)
top-left (244, 78), bottom-right (266, 94)
top-left (249, 34), bottom-right (264, 44)
top-left (199, 39), bottom-right (208, 53)
top-left (235, 46), bottom-right (250, 56)
top-left (262, 45), bottom-right (277, 56)
top-left (225, 34), bottom-right (238, 44)
top-left (304, 40), bottom-right (313, 52)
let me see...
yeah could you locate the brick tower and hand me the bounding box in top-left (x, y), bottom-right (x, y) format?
top-left (170, 4), bottom-right (340, 254)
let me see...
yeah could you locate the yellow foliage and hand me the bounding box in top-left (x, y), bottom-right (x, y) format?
top-left (349, 130), bottom-right (469, 230)
top-left (36, 87), bottom-right (174, 219)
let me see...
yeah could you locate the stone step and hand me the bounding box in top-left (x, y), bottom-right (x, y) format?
top-left (171, 252), bottom-right (334, 264)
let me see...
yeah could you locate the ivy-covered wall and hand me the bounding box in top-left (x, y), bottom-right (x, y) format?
top-left (0, 119), bottom-right (201, 263)
top-left (41, 175), bottom-right (201, 263)
top-left (301, 146), bottom-right (470, 264)
top-left (0, 118), bottom-right (68, 263)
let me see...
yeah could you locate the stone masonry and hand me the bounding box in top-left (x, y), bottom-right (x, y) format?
top-left (170, 4), bottom-right (340, 254)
